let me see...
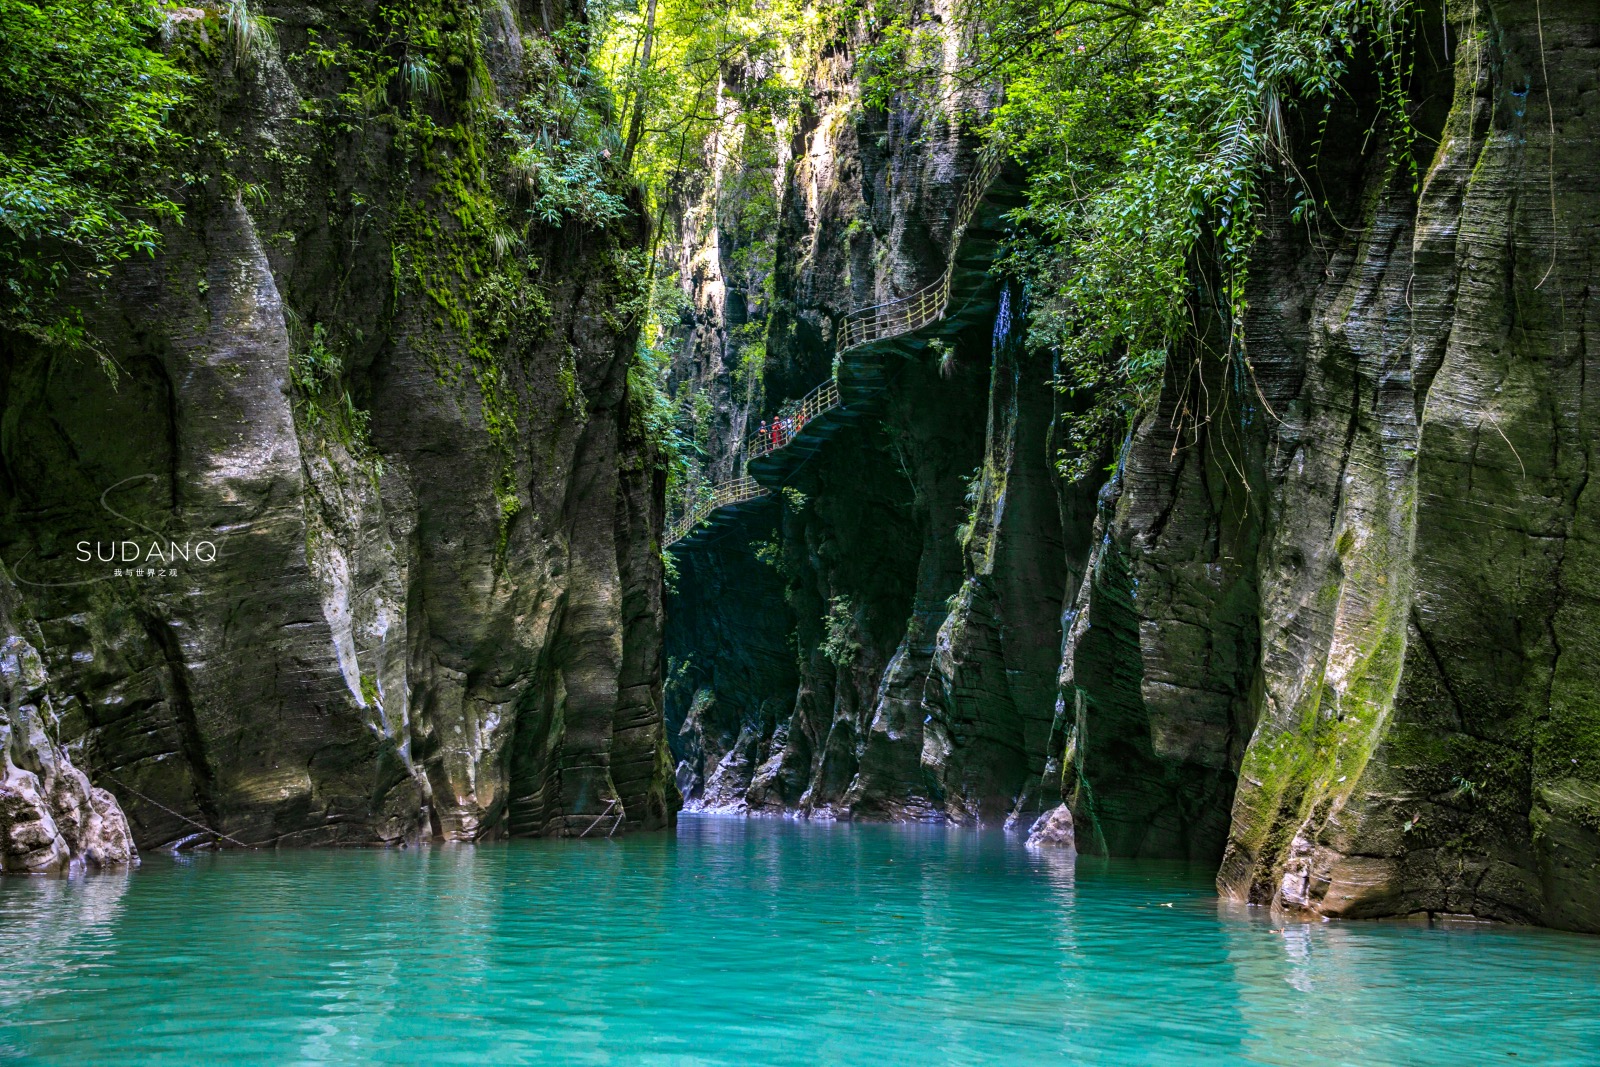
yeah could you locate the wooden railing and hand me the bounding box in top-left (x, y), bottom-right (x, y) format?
top-left (836, 139), bottom-right (1006, 354)
top-left (745, 378), bottom-right (841, 460)
top-left (666, 140), bottom-right (1006, 549)
top-left (665, 475), bottom-right (768, 546)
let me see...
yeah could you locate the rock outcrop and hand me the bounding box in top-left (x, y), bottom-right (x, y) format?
top-left (1, 566), bottom-right (136, 873)
top-left (0, 0), bottom-right (676, 851)
top-left (1025, 804), bottom-right (1075, 851)
top-left (1209, 0), bottom-right (1600, 932)
top-left (663, 0), bottom-right (1600, 932)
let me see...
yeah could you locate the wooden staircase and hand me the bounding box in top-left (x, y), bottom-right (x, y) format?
top-left (667, 140), bottom-right (1023, 549)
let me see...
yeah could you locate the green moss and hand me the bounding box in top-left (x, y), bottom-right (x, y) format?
top-left (1231, 508), bottom-right (1414, 880)
top-left (280, 0), bottom-right (647, 551)
top-left (820, 595), bottom-right (862, 668)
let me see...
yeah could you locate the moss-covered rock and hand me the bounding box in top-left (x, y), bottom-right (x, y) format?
top-left (0, 0), bottom-right (675, 848)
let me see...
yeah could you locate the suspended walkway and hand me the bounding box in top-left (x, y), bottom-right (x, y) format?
top-left (664, 475), bottom-right (770, 546)
top-left (666, 140), bottom-right (1017, 549)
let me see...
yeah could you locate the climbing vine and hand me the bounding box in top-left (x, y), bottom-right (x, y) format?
top-left (978, 0), bottom-right (1421, 478)
top-left (863, 0), bottom-right (1421, 479)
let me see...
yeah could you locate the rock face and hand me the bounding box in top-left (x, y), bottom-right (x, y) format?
top-left (1, 567), bottom-right (136, 873)
top-left (1025, 805), bottom-right (1075, 851)
top-left (664, 2), bottom-right (1037, 821)
top-left (0, 1), bottom-right (676, 851)
top-left (664, 0), bottom-right (1600, 931)
top-left (1210, 0), bottom-right (1600, 931)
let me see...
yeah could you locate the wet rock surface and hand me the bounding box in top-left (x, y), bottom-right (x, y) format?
top-left (664, 0), bottom-right (1600, 932)
top-left (0, 0), bottom-right (675, 851)
top-left (0, 568), bottom-right (136, 873)
top-left (1025, 805), bottom-right (1075, 851)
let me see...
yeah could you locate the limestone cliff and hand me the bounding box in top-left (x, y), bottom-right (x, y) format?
top-left (664, 1), bottom-right (1020, 816)
top-left (1209, 0), bottom-right (1600, 932)
top-left (664, 0), bottom-right (1600, 932)
top-left (1, 565), bottom-right (137, 873)
top-left (0, 0), bottom-right (676, 850)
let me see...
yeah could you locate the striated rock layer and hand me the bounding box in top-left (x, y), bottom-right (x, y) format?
top-left (1208, 0), bottom-right (1600, 931)
top-left (665, 0), bottom-right (1600, 931)
top-left (1, 566), bottom-right (136, 873)
top-left (0, 0), bottom-right (676, 851)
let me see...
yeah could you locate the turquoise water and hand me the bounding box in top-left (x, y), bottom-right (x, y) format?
top-left (1, 815), bottom-right (1596, 1065)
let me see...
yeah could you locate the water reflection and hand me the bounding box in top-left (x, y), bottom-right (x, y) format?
top-left (0, 816), bottom-right (1595, 1065)
top-left (0, 868), bottom-right (130, 1060)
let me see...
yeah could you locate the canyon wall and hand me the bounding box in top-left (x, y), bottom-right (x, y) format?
top-left (0, 0), bottom-right (676, 857)
top-left (665, 0), bottom-right (1600, 931)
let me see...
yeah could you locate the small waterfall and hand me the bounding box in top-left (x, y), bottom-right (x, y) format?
top-left (991, 283), bottom-right (1014, 353)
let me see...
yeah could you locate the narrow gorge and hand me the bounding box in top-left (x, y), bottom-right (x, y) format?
top-left (2, 0), bottom-right (1597, 953)
top-left (656, 0), bottom-right (1600, 935)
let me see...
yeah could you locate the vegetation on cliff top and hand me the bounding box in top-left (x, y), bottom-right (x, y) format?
top-left (0, 0), bottom-right (192, 352)
top-left (869, 0), bottom-right (1421, 478)
top-left (592, 0), bottom-right (1423, 490)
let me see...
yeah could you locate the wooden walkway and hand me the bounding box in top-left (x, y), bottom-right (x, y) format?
top-left (665, 475), bottom-right (769, 546)
top-left (665, 141), bottom-right (1009, 549)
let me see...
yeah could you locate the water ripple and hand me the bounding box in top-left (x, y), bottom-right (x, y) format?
top-left (0, 815), bottom-right (1595, 1065)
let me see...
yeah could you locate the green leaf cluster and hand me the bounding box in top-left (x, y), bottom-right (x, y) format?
top-left (870, 0), bottom-right (1419, 479)
top-left (980, 0), bottom-right (1417, 478)
top-left (821, 594), bottom-right (862, 667)
top-left (0, 0), bottom-right (194, 345)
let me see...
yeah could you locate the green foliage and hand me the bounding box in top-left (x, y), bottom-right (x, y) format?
top-left (730, 319), bottom-right (768, 403)
top-left (291, 322), bottom-right (376, 457)
top-left (595, 0), bottom-right (815, 219)
top-left (870, 0), bottom-right (1420, 480)
top-left (629, 330), bottom-right (695, 513)
top-left (220, 0), bottom-right (277, 69)
top-left (661, 546), bottom-right (680, 592)
top-left (691, 388), bottom-right (715, 449)
top-left (498, 22), bottom-right (629, 228)
top-left (665, 655), bottom-right (695, 700)
top-left (954, 465), bottom-right (984, 545)
top-left (0, 0), bottom-right (194, 348)
top-left (558, 351), bottom-right (585, 415)
top-left (752, 537), bottom-right (782, 570)
top-left (996, 0), bottom-right (1419, 478)
top-left (820, 595), bottom-right (862, 668)
top-left (290, 323), bottom-right (341, 393)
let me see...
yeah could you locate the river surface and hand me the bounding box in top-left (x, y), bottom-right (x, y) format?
top-left (0, 814), bottom-right (1596, 1064)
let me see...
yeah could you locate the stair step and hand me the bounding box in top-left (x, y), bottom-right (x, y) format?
top-left (668, 149), bottom-right (1014, 542)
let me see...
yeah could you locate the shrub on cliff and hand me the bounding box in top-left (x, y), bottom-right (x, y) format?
top-left (0, 0), bottom-right (193, 351)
